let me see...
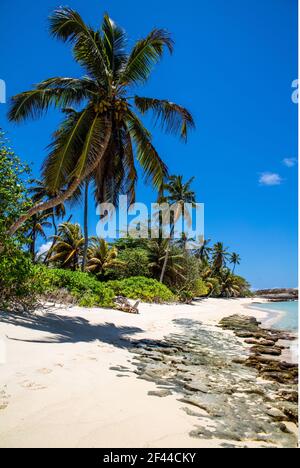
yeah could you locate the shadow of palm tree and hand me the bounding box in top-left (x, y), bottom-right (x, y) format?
top-left (0, 311), bottom-right (143, 348)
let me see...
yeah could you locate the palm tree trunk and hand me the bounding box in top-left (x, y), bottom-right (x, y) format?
top-left (7, 125), bottom-right (112, 237)
top-left (159, 241), bottom-right (170, 283)
top-left (159, 204), bottom-right (182, 283)
top-left (52, 212), bottom-right (57, 236)
top-left (159, 223), bottom-right (175, 283)
top-left (30, 225), bottom-right (36, 263)
top-left (44, 212), bottom-right (57, 264)
top-left (82, 180), bottom-right (89, 272)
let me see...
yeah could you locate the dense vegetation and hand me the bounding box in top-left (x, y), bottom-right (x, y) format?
top-left (0, 8), bottom-right (251, 312)
top-left (0, 132), bottom-right (251, 312)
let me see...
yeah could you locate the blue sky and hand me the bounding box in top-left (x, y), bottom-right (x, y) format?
top-left (0, 0), bottom-right (298, 288)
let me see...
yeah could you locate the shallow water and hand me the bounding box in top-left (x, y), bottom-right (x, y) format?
top-left (250, 301), bottom-right (298, 332)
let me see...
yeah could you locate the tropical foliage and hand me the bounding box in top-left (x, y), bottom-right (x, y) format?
top-left (47, 222), bottom-right (85, 270)
top-left (0, 133), bottom-right (37, 310)
top-left (0, 9), bottom-right (252, 311)
top-left (86, 238), bottom-right (124, 278)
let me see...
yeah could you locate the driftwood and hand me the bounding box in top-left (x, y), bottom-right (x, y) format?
top-left (113, 296), bottom-right (140, 314)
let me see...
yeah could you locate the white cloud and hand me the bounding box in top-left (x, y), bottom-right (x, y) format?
top-left (283, 157), bottom-right (297, 168)
top-left (37, 241), bottom-right (52, 257)
top-left (259, 172), bottom-right (283, 186)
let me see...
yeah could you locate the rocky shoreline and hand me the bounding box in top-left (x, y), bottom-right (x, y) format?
top-left (254, 288), bottom-right (298, 302)
top-left (125, 315), bottom-right (298, 448)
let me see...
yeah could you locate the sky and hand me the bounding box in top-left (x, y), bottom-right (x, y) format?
top-left (0, 0), bottom-right (298, 289)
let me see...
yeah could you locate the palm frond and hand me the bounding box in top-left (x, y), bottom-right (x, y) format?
top-left (8, 86), bottom-right (86, 123)
top-left (102, 14), bottom-right (127, 78)
top-left (119, 29), bottom-right (173, 86)
top-left (134, 97), bottom-right (195, 141)
top-left (43, 108), bottom-right (94, 193)
top-left (49, 7), bottom-right (109, 84)
top-left (126, 111), bottom-right (168, 189)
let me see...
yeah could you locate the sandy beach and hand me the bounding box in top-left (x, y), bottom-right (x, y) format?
top-left (0, 298), bottom-right (297, 448)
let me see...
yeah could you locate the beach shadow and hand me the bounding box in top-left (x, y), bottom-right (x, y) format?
top-left (0, 311), bottom-right (143, 348)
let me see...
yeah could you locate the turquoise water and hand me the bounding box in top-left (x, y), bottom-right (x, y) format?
top-left (250, 301), bottom-right (298, 332)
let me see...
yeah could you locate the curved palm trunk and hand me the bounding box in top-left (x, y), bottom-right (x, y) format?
top-left (82, 180), bottom-right (89, 272)
top-left (7, 125), bottom-right (112, 237)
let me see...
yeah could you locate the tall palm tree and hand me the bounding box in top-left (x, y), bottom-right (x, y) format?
top-left (220, 270), bottom-right (241, 298)
top-left (26, 212), bottom-right (52, 262)
top-left (146, 239), bottom-right (185, 284)
top-left (159, 175), bottom-right (196, 282)
top-left (48, 222), bottom-right (84, 270)
top-left (229, 252), bottom-right (241, 273)
top-left (8, 7), bottom-right (194, 236)
top-left (195, 238), bottom-right (212, 262)
top-left (86, 238), bottom-right (124, 278)
top-left (212, 242), bottom-right (230, 272)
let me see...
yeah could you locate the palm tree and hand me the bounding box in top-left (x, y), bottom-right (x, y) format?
top-left (229, 252), bottom-right (241, 273)
top-left (159, 175), bottom-right (196, 282)
top-left (195, 238), bottom-right (212, 262)
top-left (146, 239), bottom-right (185, 284)
top-left (48, 222), bottom-right (84, 270)
top-left (175, 232), bottom-right (195, 250)
top-left (212, 242), bottom-right (230, 272)
top-left (8, 7), bottom-right (194, 236)
top-left (86, 238), bottom-right (124, 278)
top-left (219, 270), bottom-right (241, 298)
top-left (26, 212), bottom-right (52, 262)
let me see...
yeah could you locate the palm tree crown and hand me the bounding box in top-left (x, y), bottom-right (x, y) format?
top-left (212, 242), bottom-right (230, 272)
top-left (195, 238), bottom-right (212, 262)
top-left (229, 252), bottom-right (241, 273)
top-left (162, 175), bottom-right (196, 205)
top-left (8, 8), bottom-right (195, 235)
top-left (158, 174), bottom-right (196, 282)
top-left (86, 238), bottom-right (124, 277)
top-left (48, 222), bottom-right (84, 270)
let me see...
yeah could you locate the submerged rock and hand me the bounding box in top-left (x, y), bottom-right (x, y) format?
top-left (148, 389), bottom-right (172, 397)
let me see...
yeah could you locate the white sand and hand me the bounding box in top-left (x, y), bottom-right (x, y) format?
top-left (0, 298), bottom-right (282, 448)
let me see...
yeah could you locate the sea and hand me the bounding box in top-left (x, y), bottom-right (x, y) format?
top-left (249, 301), bottom-right (298, 363)
top-left (249, 301), bottom-right (298, 332)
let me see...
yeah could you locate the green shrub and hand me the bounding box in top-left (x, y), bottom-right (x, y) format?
top-left (0, 132), bottom-right (35, 311)
top-left (0, 246), bottom-right (37, 311)
top-left (107, 276), bottom-right (175, 303)
top-left (205, 277), bottom-right (222, 297)
top-left (34, 269), bottom-right (174, 306)
top-left (34, 267), bottom-right (115, 307)
top-left (177, 290), bottom-right (194, 303)
top-left (110, 248), bottom-right (150, 279)
top-left (192, 278), bottom-right (208, 297)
